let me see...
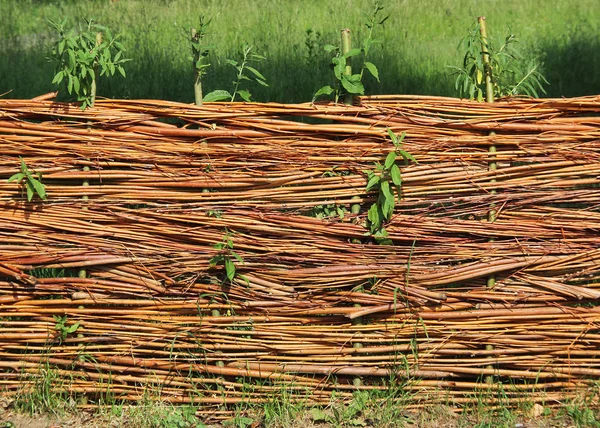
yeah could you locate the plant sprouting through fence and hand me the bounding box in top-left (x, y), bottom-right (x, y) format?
top-left (190, 16), bottom-right (214, 105)
top-left (53, 315), bottom-right (80, 345)
top-left (449, 20), bottom-right (548, 101)
top-left (364, 129), bottom-right (416, 244)
top-left (313, 2), bottom-right (388, 102)
top-left (47, 18), bottom-right (130, 109)
top-left (203, 45), bottom-right (268, 102)
top-left (8, 157), bottom-right (47, 202)
top-left (209, 231), bottom-right (247, 284)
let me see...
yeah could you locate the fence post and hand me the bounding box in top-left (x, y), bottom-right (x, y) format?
top-left (478, 16), bottom-right (498, 384)
top-left (341, 28), bottom-right (363, 386)
top-left (341, 29), bottom-right (354, 105)
top-left (89, 32), bottom-right (103, 108)
top-left (191, 28), bottom-right (203, 106)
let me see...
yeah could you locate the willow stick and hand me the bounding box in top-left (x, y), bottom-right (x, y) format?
top-left (191, 28), bottom-right (203, 106)
top-left (341, 27), bottom-right (362, 386)
top-left (478, 15), bottom-right (498, 385)
top-left (341, 29), bottom-right (353, 105)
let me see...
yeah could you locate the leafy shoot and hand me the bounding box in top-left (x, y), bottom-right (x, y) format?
top-left (8, 157), bottom-right (47, 202)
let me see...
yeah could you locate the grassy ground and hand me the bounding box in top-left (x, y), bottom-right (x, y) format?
top-left (0, 0), bottom-right (598, 103)
top-left (1, 392), bottom-right (599, 427)
top-left (1, 373), bottom-right (599, 428)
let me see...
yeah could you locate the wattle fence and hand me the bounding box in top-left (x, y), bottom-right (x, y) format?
top-left (1, 94), bottom-right (599, 418)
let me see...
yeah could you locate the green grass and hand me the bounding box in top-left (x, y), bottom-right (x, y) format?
top-left (0, 0), bottom-right (598, 103)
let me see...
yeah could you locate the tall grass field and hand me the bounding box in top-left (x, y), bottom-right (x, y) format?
top-left (0, 0), bottom-right (600, 102)
top-left (1, 0), bottom-right (598, 103)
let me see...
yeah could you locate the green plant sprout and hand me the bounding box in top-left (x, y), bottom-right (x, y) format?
top-left (190, 16), bottom-right (214, 105)
top-left (47, 18), bottom-right (130, 110)
top-left (53, 315), bottom-right (80, 345)
top-left (8, 157), bottom-right (47, 202)
top-left (310, 203), bottom-right (346, 220)
top-left (364, 129), bottom-right (416, 244)
top-left (203, 45), bottom-right (268, 102)
top-left (450, 20), bottom-right (548, 101)
top-left (209, 231), bottom-right (247, 283)
top-left (313, 2), bottom-right (388, 102)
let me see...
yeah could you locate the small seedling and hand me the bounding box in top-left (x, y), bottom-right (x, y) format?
top-left (47, 18), bottom-right (130, 109)
top-left (8, 157), bottom-right (47, 202)
top-left (209, 231), bottom-right (247, 283)
top-left (163, 405), bottom-right (201, 428)
top-left (313, 2), bottom-right (388, 102)
top-left (311, 203), bottom-right (346, 220)
top-left (203, 45), bottom-right (268, 102)
top-left (222, 415), bottom-right (255, 428)
top-left (449, 19), bottom-right (548, 100)
top-left (53, 315), bottom-right (80, 344)
top-left (309, 392), bottom-right (370, 427)
top-left (189, 15), bottom-right (214, 105)
top-left (364, 129), bottom-right (416, 243)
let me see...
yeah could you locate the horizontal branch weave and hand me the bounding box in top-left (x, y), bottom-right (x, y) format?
top-left (1, 94), bottom-right (599, 417)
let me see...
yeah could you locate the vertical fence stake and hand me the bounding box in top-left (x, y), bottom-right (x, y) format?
top-left (211, 307), bottom-right (225, 405)
top-left (478, 16), bottom-right (497, 385)
top-left (341, 29), bottom-right (354, 105)
top-left (75, 33), bottom-right (102, 405)
top-left (341, 28), bottom-right (362, 386)
top-left (191, 28), bottom-right (203, 106)
top-left (89, 32), bottom-right (102, 108)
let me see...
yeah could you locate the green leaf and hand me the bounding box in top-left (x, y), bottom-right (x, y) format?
top-left (398, 149), bottom-right (417, 163)
top-left (387, 128), bottom-right (398, 144)
top-left (225, 258), bottom-right (236, 282)
top-left (390, 164), bottom-right (402, 187)
top-left (250, 53), bottom-right (266, 61)
top-left (7, 173), bottom-right (25, 183)
top-left (343, 48), bottom-right (362, 58)
top-left (367, 203), bottom-right (380, 228)
top-left (309, 408), bottom-right (329, 422)
top-left (245, 66), bottom-right (266, 81)
top-left (67, 74), bottom-right (73, 94)
top-left (72, 75), bottom-right (80, 94)
top-left (381, 178), bottom-right (393, 201)
top-left (384, 151), bottom-right (397, 169)
top-left (26, 185), bottom-right (34, 202)
top-left (117, 65), bottom-right (126, 78)
top-left (255, 79), bottom-right (269, 87)
top-left (52, 70), bottom-right (64, 85)
top-left (364, 61), bottom-right (380, 82)
top-left (237, 89), bottom-right (252, 102)
top-left (114, 40), bottom-right (125, 51)
top-left (66, 322), bottom-right (80, 334)
top-left (31, 179), bottom-right (47, 200)
top-left (67, 49), bottom-right (76, 70)
top-left (323, 44), bottom-right (338, 53)
top-left (365, 173), bottom-right (380, 192)
top-left (476, 88), bottom-right (483, 102)
top-left (332, 56), bottom-right (346, 80)
top-left (313, 85), bottom-right (334, 101)
top-left (340, 75), bottom-right (364, 95)
top-left (209, 255), bottom-right (220, 267)
top-left (381, 186), bottom-right (395, 220)
top-left (203, 90), bottom-right (232, 102)
top-left (225, 59), bottom-right (238, 67)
